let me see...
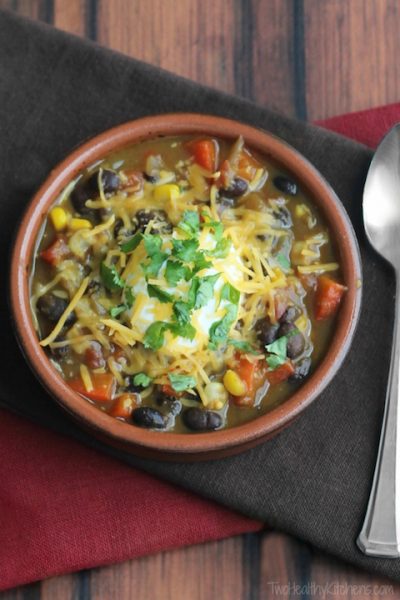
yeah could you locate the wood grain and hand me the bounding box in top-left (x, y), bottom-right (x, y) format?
top-left (2, 0), bottom-right (400, 598)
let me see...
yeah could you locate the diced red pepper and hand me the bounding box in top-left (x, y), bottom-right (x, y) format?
top-left (121, 169), bottom-right (144, 191)
top-left (266, 361), bottom-right (295, 385)
top-left (232, 355), bottom-right (266, 407)
top-left (40, 236), bottom-right (70, 266)
top-left (315, 276), bottom-right (347, 321)
top-left (161, 384), bottom-right (183, 398)
top-left (186, 139), bottom-right (219, 172)
top-left (69, 372), bottom-right (116, 403)
top-left (84, 342), bottom-right (106, 370)
top-left (108, 393), bottom-right (139, 418)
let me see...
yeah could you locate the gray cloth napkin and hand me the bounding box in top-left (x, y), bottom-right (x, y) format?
top-left (2, 9), bottom-right (398, 581)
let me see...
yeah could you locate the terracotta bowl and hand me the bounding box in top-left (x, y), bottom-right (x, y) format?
top-left (10, 113), bottom-right (362, 461)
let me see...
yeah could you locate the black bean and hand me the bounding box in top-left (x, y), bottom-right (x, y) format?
top-left (70, 169), bottom-right (120, 216)
top-left (273, 175), bottom-right (298, 196)
top-left (272, 206), bottom-right (292, 228)
top-left (125, 375), bottom-right (149, 394)
top-left (280, 306), bottom-right (298, 324)
top-left (132, 407), bottom-right (166, 429)
top-left (278, 322), bottom-right (305, 359)
top-left (290, 357), bottom-right (312, 382)
top-left (37, 294), bottom-right (75, 326)
top-left (221, 177), bottom-right (248, 198)
top-left (133, 209), bottom-right (172, 234)
top-left (255, 317), bottom-right (280, 347)
top-left (182, 408), bottom-right (222, 432)
top-left (143, 172), bottom-right (157, 183)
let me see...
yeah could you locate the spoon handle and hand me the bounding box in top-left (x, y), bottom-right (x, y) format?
top-left (357, 274), bottom-right (400, 557)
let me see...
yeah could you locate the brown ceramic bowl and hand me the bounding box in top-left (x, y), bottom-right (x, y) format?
top-left (10, 113), bottom-right (362, 461)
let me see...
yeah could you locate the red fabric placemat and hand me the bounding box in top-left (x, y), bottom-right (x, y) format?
top-left (1, 103), bottom-right (398, 591)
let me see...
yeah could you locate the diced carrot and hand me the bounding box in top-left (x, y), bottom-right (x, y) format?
top-left (108, 393), bottom-right (139, 418)
top-left (315, 276), bottom-right (347, 321)
top-left (266, 361), bottom-right (295, 385)
top-left (186, 139), bottom-right (219, 172)
top-left (69, 372), bottom-right (116, 403)
top-left (236, 356), bottom-right (258, 391)
top-left (40, 236), bottom-right (70, 266)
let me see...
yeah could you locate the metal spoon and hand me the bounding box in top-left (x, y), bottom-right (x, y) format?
top-left (358, 123), bottom-right (400, 557)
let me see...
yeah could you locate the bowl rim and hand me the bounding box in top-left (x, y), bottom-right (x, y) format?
top-left (10, 112), bottom-right (362, 457)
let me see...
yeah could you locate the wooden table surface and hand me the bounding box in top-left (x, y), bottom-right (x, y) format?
top-left (2, 1), bottom-right (400, 598)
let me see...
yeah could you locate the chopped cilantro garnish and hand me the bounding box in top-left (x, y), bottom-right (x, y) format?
top-left (275, 253), bottom-right (291, 270)
top-left (110, 304), bottom-right (127, 318)
top-left (178, 210), bottom-right (200, 237)
top-left (143, 234), bottom-right (162, 256)
top-left (206, 237), bottom-right (232, 258)
top-left (100, 262), bottom-right (125, 292)
top-left (265, 335), bottom-right (288, 370)
top-left (125, 287), bottom-right (135, 308)
top-left (141, 252), bottom-right (168, 278)
top-left (220, 282), bottom-right (240, 305)
top-left (165, 260), bottom-right (191, 285)
top-left (168, 322), bottom-right (196, 340)
top-left (209, 304), bottom-right (238, 349)
top-left (172, 238), bottom-right (199, 262)
top-left (143, 321), bottom-right (168, 350)
top-left (227, 339), bottom-right (259, 355)
top-left (147, 284), bottom-right (174, 304)
top-left (168, 373), bottom-right (197, 392)
top-left (120, 232), bottom-right (142, 253)
top-left (132, 372), bottom-right (152, 387)
top-left (194, 274), bottom-right (220, 309)
top-left (173, 301), bottom-right (191, 325)
top-left (192, 252), bottom-right (212, 272)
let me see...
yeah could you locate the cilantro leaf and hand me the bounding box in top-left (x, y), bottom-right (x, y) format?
top-left (220, 282), bottom-right (240, 305)
top-left (141, 251), bottom-right (168, 278)
top-left (132, 372), bottom-right (152, 387)
top-left (110, 304), bottom-right (127, 318)
top-left (187, 277), bottom-right (200, 308)
top-left (120, 232), bottom-right (142, 253)
top-left (227, 339), bottom-right (259, 355)
top-left (168, 322), bottom-right (196, 340)
top-left (194, 274), bottom-right (220, 309)
top-left (125, 287), bottom-right (135, 308)
top-left (147, 284), bottom-right (174, 304)
top-left (168, 373), bottom-right (197, 392)
top-left (179, 210), bottom-right (200, 237)
top-left (172, 238), bottom-right (199, 262)
top-left (206, 238), bottom-right (232, 258)
top-left (265, 335), bottom-right (288, 370)
top-left (165, 260), bottom-right (191, 285)
top-left (143, 321), bottom-right (168, 350)
top-left (209, 304), bottom-right (238, 349)
top-left (192, 252), bottom-right (212, 272)
top-left (173, 301), bottom-right (191, 325)
top-left (275, 253), bottom-right (291, 270)
top-left (100, 262), bottom-right (125, 292)
top-left (143, 234), bottom-right (162, 256)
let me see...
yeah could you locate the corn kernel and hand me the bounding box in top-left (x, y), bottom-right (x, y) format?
top-left (69, 218), bottom-right (92, 231)
top-left (153, 184), bottom-right (180, 202)
top-left (50, 206), bottom-right (68, 231)
top-left (223, 370), bottom-right (247, 396)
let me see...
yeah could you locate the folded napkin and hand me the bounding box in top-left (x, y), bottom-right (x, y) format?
top-left (1, 9), bottom-right (399, 587)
